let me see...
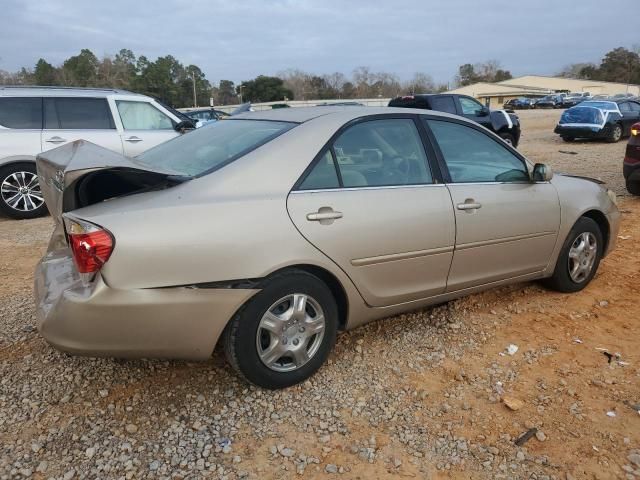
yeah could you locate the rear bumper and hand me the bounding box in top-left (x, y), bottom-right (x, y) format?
top-left (34, 249), bottom-right (257, 360)
top-left (554, 125), bottom-right (608, 139)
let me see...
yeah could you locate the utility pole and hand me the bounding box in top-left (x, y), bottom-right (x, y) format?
top-left (192, 71), bottom-right (197, 107)
top-left (238, 84), bottom-right (245, 104)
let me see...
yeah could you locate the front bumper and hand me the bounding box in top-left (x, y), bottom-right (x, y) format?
top-left (605, 208), bottom-right (621, 257)
top-left (34, 249), bottom-right (257, 360)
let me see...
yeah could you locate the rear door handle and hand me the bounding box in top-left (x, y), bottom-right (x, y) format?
top-left (457, 201), bottom-right (482, 211)
top-left (45, 136), bottom-right (66, 144)
top-left (125, 136), bottom-right (143, 143)
top-left (306, 207), bottom-right (343, 224)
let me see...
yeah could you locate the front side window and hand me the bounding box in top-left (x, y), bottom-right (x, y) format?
top-left (459, 97), bottom-right (484, 115)
top-left (630, 102), bottom-right (640, 112)
top-left (427, 119), bottom-right (529, 183)
top-left (116, 101), bottom-right (174, 130)
top-left (135, 119), bottom-right (294, 176)
top-left (0, 97), bottom-right (42, 129)
top-left (44, 98), bottom-right (115, 129)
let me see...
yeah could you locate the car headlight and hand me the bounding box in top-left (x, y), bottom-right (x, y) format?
top-left (606, 189), bottom-right (617, 206)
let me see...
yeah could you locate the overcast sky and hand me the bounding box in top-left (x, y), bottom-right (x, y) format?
top-left (1, 0), bottom-right (637, 85)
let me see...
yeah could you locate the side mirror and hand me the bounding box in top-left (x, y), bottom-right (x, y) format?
top-left (174, 120), bottom-right (196, 132)
top-left (532, 163), bottom-right (553, 182)
top-left (477, 107), bottom-right (490, 116)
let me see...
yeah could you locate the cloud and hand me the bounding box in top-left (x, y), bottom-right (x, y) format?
top-left (1, 0), bottom-right (637, 83)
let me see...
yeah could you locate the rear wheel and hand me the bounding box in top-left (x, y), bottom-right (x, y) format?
top-left (626, 180), bottom-right (640, 196)
top-left (0, 163), bottom-right (47, 220)
top-left (544, 217), bottom-right (603, 293)
top-left (223, 270), bottom-right (338, 389)
top-left (607, 123), bottom-right (622, 143)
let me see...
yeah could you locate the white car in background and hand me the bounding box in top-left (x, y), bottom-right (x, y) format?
top-left (0, 86), bottom-right (194, 219)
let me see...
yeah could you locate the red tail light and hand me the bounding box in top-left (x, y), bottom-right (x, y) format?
top-left (632, 123), bottom-right (640, 136)
top-left (64, 217), bottom-right (114, 275)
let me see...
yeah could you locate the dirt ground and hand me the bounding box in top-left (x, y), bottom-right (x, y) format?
top-left (0, 110), bottom-right (638, 480)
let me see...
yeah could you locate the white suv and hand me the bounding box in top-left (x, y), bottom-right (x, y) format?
top-left (0, 86), bottom-right (193, 219)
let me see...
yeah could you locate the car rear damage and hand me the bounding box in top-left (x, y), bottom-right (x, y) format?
top-left (34, 140), bottom-right (257, 360)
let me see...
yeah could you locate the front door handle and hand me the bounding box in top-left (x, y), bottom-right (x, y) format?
top-left (45, 136), bottom-right (67, 144)
top-left (306, 207), bottom-right (343, 225)
top-left (457, 200), bottom-right (482, 211)
top-left (125, 136), bottom-right (143, 143)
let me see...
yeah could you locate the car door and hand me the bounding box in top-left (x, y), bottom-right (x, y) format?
top-left (620, 102), bottom-right (640, 135)
top-left (41, 97), bottom-right (124, 154)
top-left (113, 100), bottom-right (180, 156)
top-left (456, 96), bottom-right (493, 129)
top-left (423, 117), bottom-right (560, 292)
top-left (287, 116), bottom-right (455, 307)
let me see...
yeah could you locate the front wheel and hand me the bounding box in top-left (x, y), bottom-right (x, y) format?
top-left (607, 124), bottom-right (622, 143)
top-left (498, 132), bottom-right (515, 147)
top-left (543, 217), bottom-right (603, 293)
top-left (0, 162), bottom-right (48, 219)
top-left (223, 270), bottom-right (338, 389)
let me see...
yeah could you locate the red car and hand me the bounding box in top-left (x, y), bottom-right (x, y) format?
top-left (624, 122), bottom-right (640, 195)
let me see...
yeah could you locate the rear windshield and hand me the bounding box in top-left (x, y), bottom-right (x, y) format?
top-left (135, 119), bottom-right (295, 177)
top-left (559, 107), bottom-right (604, 125)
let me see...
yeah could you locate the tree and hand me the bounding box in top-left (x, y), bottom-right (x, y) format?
top-left (33, 59), bottom-right (57, 85)
top-left (61, 49), bottom-right (99, 86)
top-left (558, 62), bottom-right (597, 79)
top-left (455, 60), bottom-right (511, 86)
top-left (598, 47), bottom-right (640, 84)
top-left (216, 80), bottom-right (237, 105)
top-left (404, 72), bottom-right (435, 94)
top-left (239, 76), bottom-right (293, 102)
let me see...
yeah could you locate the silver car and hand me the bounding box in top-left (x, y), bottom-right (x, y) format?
top-left (34, 107), bottom-right (620, 389)
top-left (0, 86), bottom-right (194, 219)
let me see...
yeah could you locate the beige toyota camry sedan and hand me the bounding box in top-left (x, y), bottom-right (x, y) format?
top-left (34, 107), bottom-right (620, 389)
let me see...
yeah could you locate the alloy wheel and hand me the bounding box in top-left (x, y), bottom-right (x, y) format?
top-left (567, 232), bottom-right (597, 283)
top-left (1, 171), bottom-right (44, 212)
top-left (256, 293), bottom-right (326, 372)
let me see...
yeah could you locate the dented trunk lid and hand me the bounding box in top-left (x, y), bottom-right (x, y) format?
top-left (36, 140), bottom-right (187, 248)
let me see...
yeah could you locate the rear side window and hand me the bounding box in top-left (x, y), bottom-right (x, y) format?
top-left (298, 151), bottom-right (340, 190)
top-left (116, 101), bottom-right (174, 130)
top-left (0, 97), bottom-right (42, 129)
top-left (44, 98), bottom-right (115, 129)
top-left (429, 97), bottom-right (457, 114)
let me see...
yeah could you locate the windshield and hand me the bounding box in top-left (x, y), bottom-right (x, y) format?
top-left (579, 101), bottom-right (618, 112)
top-left (136, 119), bottom-right (295, 176)
top-left (559, 107), bottom-right (604, 125)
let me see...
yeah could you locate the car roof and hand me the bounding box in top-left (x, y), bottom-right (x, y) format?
top-left (0, 86), bottom-right (147, 98)
top-left (232, 106), bottom-right (460, 123)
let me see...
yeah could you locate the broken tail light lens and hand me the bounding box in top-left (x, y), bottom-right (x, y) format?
top-left (63, 216), bottom-right (114, 281)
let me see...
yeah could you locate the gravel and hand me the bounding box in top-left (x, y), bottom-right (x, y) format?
top-left (1, 111), bottom-right (638, 479)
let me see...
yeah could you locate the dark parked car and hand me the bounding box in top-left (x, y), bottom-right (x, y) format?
top-left (535, 95), bottom-right (561, 109)
top-left (554, 100), bottom-right (640, 143)
top-left (623, 122), bottom-right (640, 194)
top-left (504, 97), bottom-right (534, 110)
top-left (388, 94), bottom-right (521, 147)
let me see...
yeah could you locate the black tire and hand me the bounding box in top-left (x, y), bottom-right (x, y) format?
top-left (498, 132), bottom-right (515, 147)
top-left (562, 136), bottom-right (574, 142)
top-left (0, 162), bottom-right (48, 220)
top-left (626, 180), bottom-right (640, 196)
top-left (543, 217), bottom-right (603, 293)
top-left (607, 123), bottom-right (622, 143)
top-left (223, 269), bottom-right (338, 389)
